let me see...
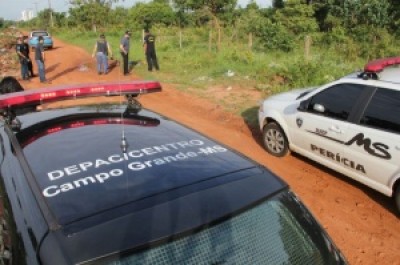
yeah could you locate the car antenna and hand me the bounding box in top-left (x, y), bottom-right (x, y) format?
top-left (119, 65), bottom-right (129, 154)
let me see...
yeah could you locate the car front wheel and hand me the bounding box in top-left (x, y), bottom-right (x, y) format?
top-left (262, 122), bottom-right (289, 157)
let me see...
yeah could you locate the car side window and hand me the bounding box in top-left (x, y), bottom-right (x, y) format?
top-left (307, 84), bottom-right (365, 121)
top-left (360, 88), bottom-right (400, 134)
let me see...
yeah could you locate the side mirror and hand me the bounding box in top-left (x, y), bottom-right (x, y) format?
top-left (313, 104), bottom-right (325, 113)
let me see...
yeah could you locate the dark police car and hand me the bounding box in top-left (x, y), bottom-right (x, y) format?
top-left (0, 81), bottom-right (346, 264)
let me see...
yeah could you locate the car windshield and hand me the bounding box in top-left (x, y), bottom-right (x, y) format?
top-left (97, 191), bottom-right (341, 265)
top-left (32, 31), bottom-right (49, 37)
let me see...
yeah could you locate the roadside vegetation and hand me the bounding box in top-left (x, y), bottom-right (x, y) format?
top-left (3, 0), bottom-right (400, 125)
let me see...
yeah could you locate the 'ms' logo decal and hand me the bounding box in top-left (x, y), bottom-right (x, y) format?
top-left (345, 133), bottom-right (391, 160)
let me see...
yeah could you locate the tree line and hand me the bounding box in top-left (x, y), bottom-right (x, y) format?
top-left (5, 0), bottom-right (400, 56)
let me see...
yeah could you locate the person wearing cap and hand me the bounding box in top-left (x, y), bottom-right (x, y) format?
top-left (35, 36), bottom-right (50, 83)
top-left (92, 34), bottom-right (113, 75)
top-left (143, 29), bottom-right (159, 72)
top-left (119, 30), bottom-right (131, 75)
top-left (15, 36), bottom-right (30, 80)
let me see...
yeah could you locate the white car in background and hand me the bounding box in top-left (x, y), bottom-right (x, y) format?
top-left (258, 57), bottom-right (400, 212)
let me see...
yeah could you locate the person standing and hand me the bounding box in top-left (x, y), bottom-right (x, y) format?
top-left (35, 36), bottom-right (50, 83)
top-left (119, 30), bottom-right (131, 75)
top-left (143, 29), bottom-right (159, 72)
top-left (23, 36), bottom-right (34, 77)
top-left (92, 34), bottom-right (112, 75)
top-left (15, 37), bottom-right (29, 80)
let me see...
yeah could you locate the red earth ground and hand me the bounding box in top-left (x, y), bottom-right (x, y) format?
top-left (20, 38), bottom-right (400, 265)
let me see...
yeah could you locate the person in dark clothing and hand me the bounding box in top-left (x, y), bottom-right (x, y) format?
top-left (143, 29), bottom-right (159, 72)
top-left (0, 76), bottom-right (24, 94)
top-left (92, 34), bottom-right (113, 75)
top-left (35, 36), bottom-right (50, 83)
top-left (119, 30), bottom-right (131, 75)
top-left (23, 36), bottom-right (34, 77)
top-left (15, 37), bottom-right (30, 80)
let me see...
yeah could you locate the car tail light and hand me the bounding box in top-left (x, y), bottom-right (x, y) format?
top-left (0, 81), bottom-right (161, 110)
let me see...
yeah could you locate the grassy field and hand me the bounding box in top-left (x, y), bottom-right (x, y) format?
top-left (55, 28), bottom-right (365, 126)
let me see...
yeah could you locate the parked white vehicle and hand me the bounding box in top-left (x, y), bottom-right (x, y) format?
top-left (258, 57), bottom-right (400, 211)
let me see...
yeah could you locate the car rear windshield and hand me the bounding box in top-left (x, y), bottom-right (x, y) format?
top-left (97, 191), bottom-right (343, 265)
top-left (32, 31), bottom-right (49, 37)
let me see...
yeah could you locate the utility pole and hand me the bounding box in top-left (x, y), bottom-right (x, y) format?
top-left (48, 0), bottom-right (54, 27)
top-left (33, 2), bottom-right (38, 17)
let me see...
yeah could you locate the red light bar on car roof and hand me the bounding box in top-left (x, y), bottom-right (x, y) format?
top-left (0, 80), bottom-right (161, 109)
top-left (364, 56), bottom-right (400, 73)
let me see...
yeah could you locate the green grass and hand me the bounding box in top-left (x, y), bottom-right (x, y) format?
top-left (54, 28), bottom-right (366, 127)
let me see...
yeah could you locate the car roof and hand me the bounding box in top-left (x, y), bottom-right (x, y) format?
top-left (31, 30), bottom-right (48, 32)
top-left (30, 30), bottom-right (49, 36)
top-left (18, 106), bottom-right (274, 224)
top-left (340, 66), bottom-right (400, 89)
top-left (376, 66), bottom-right (400, 83)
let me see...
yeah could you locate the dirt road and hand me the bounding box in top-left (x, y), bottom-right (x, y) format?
top-left (23, 38), bottom-right (399, 265)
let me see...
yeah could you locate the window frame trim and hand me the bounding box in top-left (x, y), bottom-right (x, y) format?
top-left (302, 83), bottom-right (373, 123)
top-left (356, 87), bottom-right (400, 135)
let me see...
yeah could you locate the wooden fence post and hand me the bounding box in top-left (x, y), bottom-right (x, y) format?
top-left (209, 30), bottom-right (212, 52)
top-left (305, 35), bottom-right (312, 60)
top-left (248, 32), bottom-right (253, 49)
top-left (179, 29), bottom-right (183, 50)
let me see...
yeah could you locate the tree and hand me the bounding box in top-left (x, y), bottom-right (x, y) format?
top-left (388, 0), bottom-right (400, 34)
top-left (173, 0), bottom-right (237, 17)
top-left (246, 0), bottom-right (259, 10)
top-left (273, 0), bottom-right (285, 9)
top-left (128, 2), bottom-right (176, 28)
top-left (69, 0), bottom-right (119, 4)
top-left (274, 0), bottom-right (318, 36)
top-left (68, 0), bottom-right (119, 31)
top-left (69, 0), bottom-right (111, 32)
top-left (33, 8), bottom-right (55, 28)
top-left (108, 7), bottom-right (130, 28)
top-left (327, 0), bottom-right (391, 31)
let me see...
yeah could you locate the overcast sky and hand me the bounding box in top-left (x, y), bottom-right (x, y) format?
top-left (0, 0), bottom-right (272, 21)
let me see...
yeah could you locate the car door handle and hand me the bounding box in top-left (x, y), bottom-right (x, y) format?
top-left (329, 126), bottom-right (343, 134)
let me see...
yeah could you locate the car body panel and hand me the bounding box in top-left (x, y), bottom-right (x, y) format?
top-left (258, 66), bottom-right (400, 199)
top-left (18, 107), bottom-right (260, 226)
top-left (28, 30), bottom-right (53, 49)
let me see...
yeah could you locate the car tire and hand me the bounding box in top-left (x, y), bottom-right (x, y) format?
top-left (262, 122), bottom-right (289, 157)
top-left (395, 184), bottom-right (400, 213)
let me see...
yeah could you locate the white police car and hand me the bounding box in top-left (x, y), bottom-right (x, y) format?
top-left (0, 79), bottom-right (346, 264)
top-left (258, 57), bottom-right (400, 212)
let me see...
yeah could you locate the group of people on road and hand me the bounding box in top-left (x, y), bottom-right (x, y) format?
top-left (16, 35), bottom-right (49, 83)
top-left (92, 29), bottom-right (160, 76)
top-left (16, 29), bottom-right (159, 82)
